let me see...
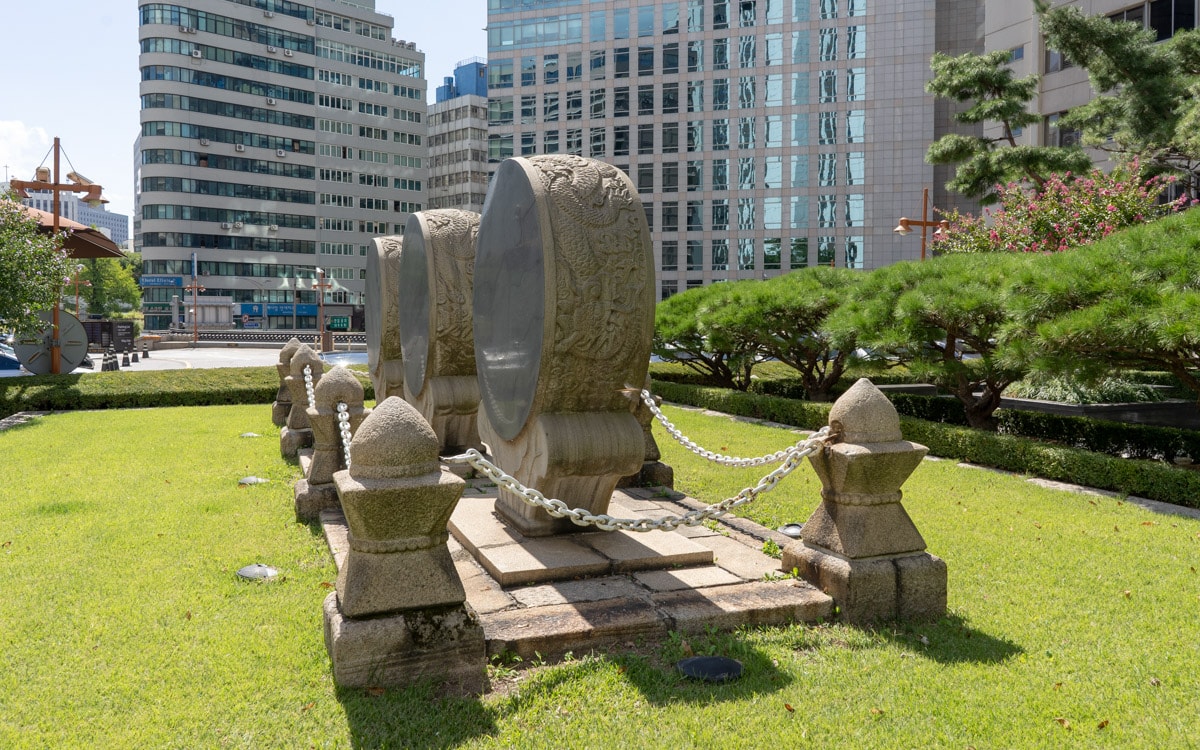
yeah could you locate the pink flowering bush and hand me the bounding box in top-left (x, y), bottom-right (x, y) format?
top-left (933, 164), bottom-right (1188, 254)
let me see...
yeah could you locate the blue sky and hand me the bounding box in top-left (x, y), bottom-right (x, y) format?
top-left (0, 0), bottom-right (487, 222)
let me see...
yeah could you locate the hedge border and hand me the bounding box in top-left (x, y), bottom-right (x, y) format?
top-left (651, 379), bottom-right (1200, 509)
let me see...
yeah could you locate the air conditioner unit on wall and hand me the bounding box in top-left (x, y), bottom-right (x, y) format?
top-left (283, 49), bottom-right (293, 57)
top-left (199, 138), bottom-right (210, 146)
top-left (276, 149), bottom-right (287, 157)
top-left (233, 222), bottom-right (244, 229)
top-left (269, 224), bottom-right (279, 232)
top-left (235, 144), bottom-right (245, 152)
top-left (221, 222), bottom-right (232, 229)
top-left (267, 45), bottom-right (277, 53)
top-left (266, 97), bottom-right (277, 106)
top-left (264, 10), bottom-right (275, 17)
top-left (191, 50), bottom-right (203, 59)
top-left (179, 25), bottom-right (195, 33)
top-left (306, 18), bottom-right (315, 25)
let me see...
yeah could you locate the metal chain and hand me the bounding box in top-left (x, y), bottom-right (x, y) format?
top-left (639, 388), bottom-right (828, 467)
top-left (303, 365), bottom-right (316, 410)
top-left (444, 429), bottom-right (831, 533)
top-left (336, 402), bottom-right (353, 470)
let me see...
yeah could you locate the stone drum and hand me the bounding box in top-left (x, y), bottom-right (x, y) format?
top-left (473, 154), bottom-right (654, 536)
top-left (366, 235), bottom-right (405, 402)
top-left (398, 209), bottom-right (483, 453)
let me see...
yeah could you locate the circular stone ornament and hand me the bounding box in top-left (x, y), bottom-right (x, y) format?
top-left (677, 656), bottom-right (744, 683)
top-left (472, 159), bottom-right (546, 440)
top-left (236, 563), bottom-right (279, 581)
top-left (473, 155), bottom-right (653, 442)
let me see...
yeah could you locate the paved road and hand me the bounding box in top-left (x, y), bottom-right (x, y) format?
top-left (113, 346), bottom-right (284, 371)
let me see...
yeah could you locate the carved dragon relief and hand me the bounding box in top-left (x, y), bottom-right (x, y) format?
top-left (525, 155), bottom-right (653, 416)
top-left (423, 210), bottom-right (480, 378)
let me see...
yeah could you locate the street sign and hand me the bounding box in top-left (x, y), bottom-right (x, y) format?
top-left (244, 321), bottom-right (261, 329)
top-left (328, 316), bottom-right (350, 331)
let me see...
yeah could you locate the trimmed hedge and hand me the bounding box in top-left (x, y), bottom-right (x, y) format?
top-left (651, 379), bottom-right (1200, 509)
top-left (0, 366), bottom-right (375, 419)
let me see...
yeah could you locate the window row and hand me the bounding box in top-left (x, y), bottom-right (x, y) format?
top-left (487, 111), bottom-right (865, 160)
top-left (489, 71), bottom-right (864, 128)
top-left (490, 28), bottom-right (864, 88)
top-left (141, 65), bottom-right (314, 104)
top-left (140, 37), bottom-right (314, 80)
top-left (643, 194), bottom-right (864, 233)
top-left (657, 234), bottom-right (865, 280)
top-left (140, 149), bottom-right (315, 179)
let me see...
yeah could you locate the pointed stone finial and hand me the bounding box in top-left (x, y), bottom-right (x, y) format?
top-left (348, 396), bottom-right (441, 479)
top-left (279, 337), bottom-right (302, 364)
top-left (313, 365), bottom-right (363, 406)
top-left (828, 378), bottom-right (902, 444)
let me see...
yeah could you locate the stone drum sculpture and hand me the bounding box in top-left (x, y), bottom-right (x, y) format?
top-left (473, 154), bottom-right (654, 536)
top-left (366, 236), bottom-right (405, 402)
top-left (398, 209), bottom-right (483, 453)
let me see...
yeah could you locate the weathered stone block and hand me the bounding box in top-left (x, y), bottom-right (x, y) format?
top-left (323, 593), bottom-right (485, 695)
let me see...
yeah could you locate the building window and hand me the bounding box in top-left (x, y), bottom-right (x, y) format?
top-left (687, 239), bottom-right (703, 270)
top-left (712, 238), bottom-right (729, 271)
top-left (687, 160), bottom-right (703, 191)
top-left (662, 203), bottom-right (679, 232)
top-left (663, 42), bottom-right (680, 74)
top-left (713, 38), bottom-right (730, 70)
top-left (638, 84), bottom-right (657, 114)
top-left (663, 83), bottom-right (680, 113)
top-left (638, 163), bottom-right (655, 192)
top-left (687, 201), bottom-right (703, 231)
top-left (614, 125), bottom-right (630, 155)
top-left (712, 159), bottom-right (729, 190)
top-left (790, 238), bottom-right (809, 268)
top-left (639, 46), bottom-right (655, 75)
top-left (712, 198), bottom-right (729, 230)
top-left (649, 123), bottom-right (673, 156)
top-left (662, 239), bottom-right (678, 269)
top-left (738, 237), bottom-right (755, 270)
top-left (615, 87), bottom-right (630, 116)
top-left (662, 162), bottom-right (679, 192)
top-left (1045, 112), bottom-right (1082, 147)
top-left (638, 123), bottom-right (655, 154)
top-left (591, 89), bottom-right (607, 118)
top-left (566, 90), bottom-right (583, 120)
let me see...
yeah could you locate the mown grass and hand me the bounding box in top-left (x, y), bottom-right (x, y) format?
top-left (1, 404), bottom-right (1198, 748)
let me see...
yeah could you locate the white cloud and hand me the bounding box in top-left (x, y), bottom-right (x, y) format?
top-left (0, 121), bottom-right (52, 183)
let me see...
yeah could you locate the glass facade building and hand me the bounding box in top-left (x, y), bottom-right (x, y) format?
top-left (486, 0), bottom-right (983, 298)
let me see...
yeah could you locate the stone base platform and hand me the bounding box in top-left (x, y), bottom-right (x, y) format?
top-left (320, 475), bottom-right (832, 662)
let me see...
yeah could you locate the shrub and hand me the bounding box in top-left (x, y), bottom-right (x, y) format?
top-left (651, 379), bottom-right (1200, 508)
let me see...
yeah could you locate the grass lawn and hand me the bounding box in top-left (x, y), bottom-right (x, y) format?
top-left (1, 403), bottom-right (1198, 748)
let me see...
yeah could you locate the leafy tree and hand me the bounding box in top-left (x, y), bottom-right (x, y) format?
top-left (1007, 208), bottom-right (1200, 399)
top-left (925, 49), bottom-right (1091, 204)
top-left (934, 164), bottom-right (1184, 254)
top-left (710, 267), bottom-right (859, 401)
top-left (1038, 2), bottom-right (1200, 197)
top-left (79, 253), bottom-right (141, 318)
top-left (0, 194), bottom-right (71, 333)
top-left (829, 253), bottom-right (1032, 430)
top-left (653, 281), bottom-right (764, 391)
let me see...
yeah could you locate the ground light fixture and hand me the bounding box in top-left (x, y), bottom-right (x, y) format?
top-left (677, 656), bottom-right (744, 682)
top-left (236, 563), bottom-right (279, 581)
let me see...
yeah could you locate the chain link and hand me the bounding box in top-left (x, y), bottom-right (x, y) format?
top-left (639, 388), bottom-right (826, 467)
top-left (444, 428), bottom-right (831, 533)
top-left (303, 365), bottom-right (316, 411)
top-left (336, 402), bottom-right (353, 470)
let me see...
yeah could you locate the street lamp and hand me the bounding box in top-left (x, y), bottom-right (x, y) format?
top-left (10, 137), bottom-right (107, 374)
top-left (313, 266), bottom-right (333, 351)
top-left (183, 278), bottom-right (206, 345)
top-left (893, 187), bottom-right (949, 261)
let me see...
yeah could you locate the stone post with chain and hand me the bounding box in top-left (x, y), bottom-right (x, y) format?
top-left (281, 344), bottom-right (321, 458)
top-left (323, 396), bottom-right (484, 694)
top-left (295, 366), bottom-right (369, 522)
top-left (272, 337), bottom-right (302, 427)
top-left (782, 379), bottom-right (947, 623)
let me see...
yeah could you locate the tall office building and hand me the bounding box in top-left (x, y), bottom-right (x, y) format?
top-left (486, 0), bottom-right (984, 299)
top-left (428, 60), bottom-right (492, 213)
top-left (135, 0), bottom-right (427, 332)
top-left (17, 189), bottom-right (131, 245)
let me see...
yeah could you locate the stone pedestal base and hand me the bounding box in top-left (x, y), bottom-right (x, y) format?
top-left (782, 544), bottom-right (946, 624)
top-left (616, 461), bottom-right (674, 489)
top-left (271, 400), bottom-right (290, 427)
top-left (294, 479), bottom-right (340, 522)
top-left (323, 592), bottom-right (485, 695)
top-left (280, 427), bottom-right (312, 459)
top-left (338, 542), bottom-right (466, 617)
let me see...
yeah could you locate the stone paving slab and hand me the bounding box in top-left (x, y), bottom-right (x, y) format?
top-left (321, 477), bottom-right (836, 663)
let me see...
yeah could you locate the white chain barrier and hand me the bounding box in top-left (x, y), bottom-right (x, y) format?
top-left (443, 425), bottom-right (832, 533)
top-left (303, 364), bottom-right (316, 410)
top-left (335, 402), bottom-right (354, 470)
top-left (637, 388), bottom-right (824, 468)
